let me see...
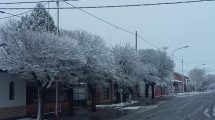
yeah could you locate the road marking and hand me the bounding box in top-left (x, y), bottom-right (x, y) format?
top-left (203, 108), bottom-right (210, 118)
top-left (213, 106), bottom-right (215, 117)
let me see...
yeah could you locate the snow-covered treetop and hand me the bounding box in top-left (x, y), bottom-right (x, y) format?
top-left (112, 44), bottom-right (140, 88)
top-left (61, 30), bottom-right (116, 87)
top-left (0, 20), bottom-right (85, 88)
top-left (18, 3), bottom-right (57, 33)
top-left (138, 49), bottom-right (173, 85)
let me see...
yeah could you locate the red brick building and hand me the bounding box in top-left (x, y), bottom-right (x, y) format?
top-left (173, 72), bottom-right (190, 93)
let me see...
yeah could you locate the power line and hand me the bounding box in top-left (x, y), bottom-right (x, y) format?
top-left (0, 0), bottom-right (192, 68)
top-left (64, 0), bottom-right (191, 68)
top-left (0, 10), bottom-right (29, 19)
top-left (64, 1), bottom-right (135, 35)
top-left (0, 2), bottom-right (48, 20)
top-left (0, 0), bottom-right (215, 9)
top-left (64, 1), bottom-right (190, 68)
top-left (0, 0), bottom-right (78, 5)
top-left (75, 0), bottom-right (215, 8)
top-left (137, 35), bottom-right (160, 50)
top-left (64, 1), bottom-right (161, 51)
top-left (0, 3), bottom-right (191, 67)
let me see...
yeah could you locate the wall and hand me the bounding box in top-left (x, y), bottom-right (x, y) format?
top-left (138, 81), bottom-right (145, 97)
top-left (0, 72), bottom-right (26, 108)
top-left (95, 83), bottom-right (115, 104)
top-left (0, 72), bottom-right (26, 119)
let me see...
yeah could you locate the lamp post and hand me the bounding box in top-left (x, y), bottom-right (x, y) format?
top-left (171, 46), bottom-right (189, 95)
top-left (194, 64), bottom-right (205, 92)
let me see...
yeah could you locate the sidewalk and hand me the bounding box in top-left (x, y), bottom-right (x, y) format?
top-left (61, 97), bottom-right (171, 120)
top-left (17, 97), bottom-right (170, 120)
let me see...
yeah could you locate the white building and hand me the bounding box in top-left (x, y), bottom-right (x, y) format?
top-left (0, 71), bottom-right (26, 119)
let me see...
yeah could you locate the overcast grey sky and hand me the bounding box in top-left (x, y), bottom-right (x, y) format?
top-left (1, 0), bottom-right (215, 75)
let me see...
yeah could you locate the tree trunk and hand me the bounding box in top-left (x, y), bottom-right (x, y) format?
top-left (118, 88), bottom-right (123, 103)
top-left (91, 87), bottom-right (96, 112)
top-left (67, 88), bottom-right (73, 116)
top-left (55, 82), bottom-right (59, 120)
top-left (151, 84), bottom-right (155, 99)
top-left (110, 82), bottom-right (114, 103)
top-left (145, 84), bottom-right (149, 99)
top-left (37, 86), bottom-right (45, 120)
top-left (160, 87), bottom-right (163, 97)
top-left (136, 84), bottom-right (139, 98)
top-left (120, 92), bottom-right (123, 103)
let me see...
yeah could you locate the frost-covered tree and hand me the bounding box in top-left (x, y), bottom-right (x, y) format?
top-left (0, 20), bottom-right (85, 120)
top-left (138, 49), bottom-right (173, 96)
top-left (139, 49), bottom-right (173, 84)
top-left (189, 68), bottom-right (206, 91)
top-left (203, 74), bottom-right (215, 89)
top-left (112, 44), bottom-right (141, 102)
top-left (18, 3), bottom-right (56, 33)
top-left (157, 50), bottom-right (173, 84)
top-left (62, 30), bottom-right (116, 111)
top-left (138, 50), bottom-right (159, 83)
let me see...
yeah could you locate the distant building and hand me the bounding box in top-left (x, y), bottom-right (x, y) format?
top-left (173, 72), bottom-right (190, 93)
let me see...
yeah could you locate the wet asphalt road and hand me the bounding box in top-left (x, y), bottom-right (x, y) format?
top-left (117, 93), bottom-right (215, 120)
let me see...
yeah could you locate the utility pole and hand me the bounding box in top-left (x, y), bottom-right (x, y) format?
top-left (57, 1), bottom-right (59, 36)
top-left (182, 58), bottom-right (184, 92)
top-left (48, 1), bottom-right (50, 32)
top-left (135, 31), bottom-right (137, 52)
top-left (55, 0), bottom-right (60, 119)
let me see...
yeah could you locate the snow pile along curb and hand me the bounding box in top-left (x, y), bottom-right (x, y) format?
top-left (96, 101), bottom-right (139, 109)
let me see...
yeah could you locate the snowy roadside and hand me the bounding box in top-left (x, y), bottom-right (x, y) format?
top-left (96, 98), bottom-right (167, 111)
top-left (18, 118), bottom-right (35, 120)
top-left (174, 91), bottom-right (213, 97)
top-left (112, 100), bottom-right (166, 120)
top-left (96, 101), bottom-right (139, 109)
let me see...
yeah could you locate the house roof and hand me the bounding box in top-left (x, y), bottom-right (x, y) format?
top-left (174, 72), bottom-right (189, 81)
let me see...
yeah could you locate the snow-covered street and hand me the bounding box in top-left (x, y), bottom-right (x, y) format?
top-left (116, 92), bottom-right (215, 120)
top-left (174, 91), bottom-right (213, 97)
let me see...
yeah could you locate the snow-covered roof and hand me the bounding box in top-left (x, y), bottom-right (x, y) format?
top-left (156, 82), bottom-right (168, 87)
top-left (173, 79), bottom-right (182, 83)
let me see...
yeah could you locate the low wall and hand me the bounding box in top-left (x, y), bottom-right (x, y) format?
top-left (0, 105), bottom-right (26, 119)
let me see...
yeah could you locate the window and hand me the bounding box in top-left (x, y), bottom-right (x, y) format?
top-left (73, 87), bottom-right (86, 100)
top-left (104, 87), bottom-right (110, 100)
top-left (9, 81), bottom-right (15, 100)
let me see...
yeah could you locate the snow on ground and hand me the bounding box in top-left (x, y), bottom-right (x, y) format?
top-left (18, 118), bottom-right (34, 120)
top-left (213, 106), bottom-right (215, 117)
top-left (174, 91), bottom-right (213, 97)
top-left (96, 101), bottom-right (139, 109)
top-left (203, 108), bottom-right (210, 118)
top-left (121, 101), bottom-right (165, 111)
top-left (137, 105), bottom-right (159, 112)
top-left (121, 106), bottom-right (141, 110)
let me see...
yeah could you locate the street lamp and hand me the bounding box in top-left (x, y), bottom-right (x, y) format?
top-left (194, 64), bottom-right (205, 92)
top-left (171, 46), bottom-right (189, 94)
top-left (172, 46), bottom-right (189, 60)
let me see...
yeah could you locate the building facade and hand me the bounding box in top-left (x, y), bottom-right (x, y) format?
top-left (173, 72), bottom-right (190, 93)
top-left (0, 72), bottom-right (26, 119)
